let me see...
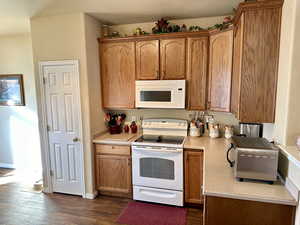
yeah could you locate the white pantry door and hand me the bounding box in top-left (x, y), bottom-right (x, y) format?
top-left (42, 61), bottom-right (84, 195)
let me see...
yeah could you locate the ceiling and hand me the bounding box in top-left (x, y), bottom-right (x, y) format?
top-left (0, 0), bottom-right (242, 36)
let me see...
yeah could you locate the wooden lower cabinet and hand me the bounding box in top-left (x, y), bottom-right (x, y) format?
top-left (204, 196), bottom-right (296, 225)
top-left (95, 144), bottom-right (132, 198)
top-left (184, 150), bottom-right (204, 205)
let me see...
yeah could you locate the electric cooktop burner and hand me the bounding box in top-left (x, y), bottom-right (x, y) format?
top-left (135, 135), bottom-right (185, 146)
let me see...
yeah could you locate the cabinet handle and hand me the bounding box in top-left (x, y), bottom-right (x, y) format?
top-left (156, 71), bottom-right (159, 79)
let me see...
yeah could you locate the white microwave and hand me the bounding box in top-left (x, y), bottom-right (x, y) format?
top-left (135, 80), bottom-right (186, 109)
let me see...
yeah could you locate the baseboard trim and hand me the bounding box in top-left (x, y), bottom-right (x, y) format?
top-left (0, 163), bottom-right (16, 169)
top-left (84, 190), bottom-right (98, 199)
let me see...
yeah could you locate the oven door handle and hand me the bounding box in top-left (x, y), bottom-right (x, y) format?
top-left (133, 147), bottom-right (182, 153)
top-left (227, 143), bottom-right (235, 167)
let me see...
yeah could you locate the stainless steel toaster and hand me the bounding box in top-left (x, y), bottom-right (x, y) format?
top-left (227, 136), bottom-right (279, 184)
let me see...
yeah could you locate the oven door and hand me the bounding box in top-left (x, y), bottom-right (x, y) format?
top-left (132, 146), bottom-right (183, 190)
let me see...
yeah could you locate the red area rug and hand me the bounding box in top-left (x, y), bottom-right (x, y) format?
top-left (117, 201), bottom-right (187, 225)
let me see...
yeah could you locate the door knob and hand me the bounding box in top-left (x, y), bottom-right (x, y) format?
top-left (73, 137), bottom-right (79, 142)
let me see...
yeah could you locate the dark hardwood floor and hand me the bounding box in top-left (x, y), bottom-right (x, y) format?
top-left (0, 170), bottom-right (203, 225)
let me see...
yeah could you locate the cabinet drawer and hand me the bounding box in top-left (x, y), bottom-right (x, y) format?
top-left (95, 144), bottom-right (131, 156)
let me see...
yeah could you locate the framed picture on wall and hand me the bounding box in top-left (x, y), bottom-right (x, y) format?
top-left (0, 74), bottom-right (25, 106)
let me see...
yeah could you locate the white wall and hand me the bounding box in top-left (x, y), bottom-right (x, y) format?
top-left (275, 1), bottom-right (300, 224)
top-left (285, 0), bottom-right (300, 146)
top-left (0, 34), bottom-right (41, 171)
top-left (83, 14), bottom-right (107, 193)
top-left (111, 16), bottom-right (227, 36)
top-left (84, 14), bottom-right (106, 136)
top-left (274, 0), bottom-right (297, 146)
top-left (31, 13), bottom-right (106, 196)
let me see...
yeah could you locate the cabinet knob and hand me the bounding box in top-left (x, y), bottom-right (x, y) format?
top-left (73, 137), bottom-right (79, 142)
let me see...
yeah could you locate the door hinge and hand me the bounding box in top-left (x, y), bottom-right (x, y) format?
top-left (50, 170), bottom-right (54, 176)
top-left (43, 77), bottom-right (46, 84)
top-left (47, 125), bottom-right (51, 132)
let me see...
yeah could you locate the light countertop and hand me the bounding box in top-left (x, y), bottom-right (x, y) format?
top-left (278, 145), bottom-right (300, 168)
top-left (93, 132), bottom-right (141, 146)
top-left (185, 136), bottom-right (297, 206)
top-left (93, 133), bottom-right (296, 206)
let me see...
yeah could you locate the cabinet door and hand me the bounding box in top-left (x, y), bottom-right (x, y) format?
top-left (208, 30), bottom-right (233, 112)
top-left (239, 9), bottom-right (281, 123)
top-left (205, 196), bottom-right (295, 225)
top-left (184, 150), bottom-right (204, 204)
top-left (231, 14), bottom-right (244, 117)
top-left (160, 38), bottom-right (186, 80)
top-left (100, 42), bottom-right (135, 109)
top-left (186, 37), bottom-right (208, 110)
top-left (96, 154), bottom-right (132, 197)
top-left (136, 40), bottom-right (159, 80)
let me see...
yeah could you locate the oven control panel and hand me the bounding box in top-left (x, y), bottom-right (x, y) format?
top-left (142, 119), bottom-right (188, 129)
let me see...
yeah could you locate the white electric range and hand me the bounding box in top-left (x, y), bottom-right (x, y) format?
top-left (131, 118), bottom-right (188, 206)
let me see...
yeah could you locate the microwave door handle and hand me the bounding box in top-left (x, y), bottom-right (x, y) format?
top-left (227, 143), bottom-right (235, 167)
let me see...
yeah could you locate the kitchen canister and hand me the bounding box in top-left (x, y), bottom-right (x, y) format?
top-left (209, 124), bottom-right (220, 138)
top-left (190, 124), bottom-right (200, 137)
top-left (224, 125), bottom-right (234, 139)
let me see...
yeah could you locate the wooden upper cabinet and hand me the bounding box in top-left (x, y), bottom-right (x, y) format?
top-left (136, 40), bottom-right (160, 80)
top-left (160, 38), bottom-right (186, 80)
top-left (100, 41), bottom-right (135, 109)
top-left (186, 37), bottom-right (208, 110)
top-left (236, 8), bottom-right (281, 123)
top-left (208, 30), bottom-right (233, 112)
top-left (184, 150), bottom-right (204, 204)
top-left (231, 14), bottom-right (244, 118)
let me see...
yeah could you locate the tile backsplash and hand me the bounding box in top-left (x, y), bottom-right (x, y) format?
top-left (110, 109), bottom-right (239, 130)
top-left (109, 109), bottom-right (275, 140)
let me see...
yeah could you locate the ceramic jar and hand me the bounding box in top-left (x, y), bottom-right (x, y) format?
top-left (209, 124), bottom-right (220, 138)
top-left (190, 124), bottom-right (200, 137)
top-left (130, 121), bottom-right (138, 133)
top-left (224, 125), bottom-right (234, 139)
